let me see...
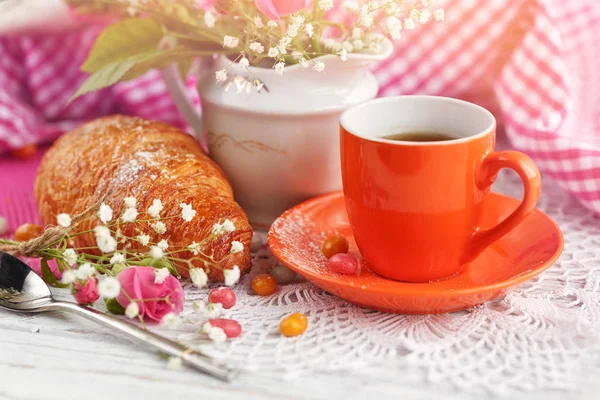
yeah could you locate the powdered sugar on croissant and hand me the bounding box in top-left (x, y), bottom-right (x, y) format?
top-left (34, 115), bottom-right (252, 282)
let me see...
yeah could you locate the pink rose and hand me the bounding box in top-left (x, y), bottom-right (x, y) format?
top-left (72, 277), bottom-right (100, 305)
top-left (22, 257), bottom-right (62, 280)
top-left (255, 0), bottom-right (312, 20)
top-left (116, 267), bottom-right (185, 322)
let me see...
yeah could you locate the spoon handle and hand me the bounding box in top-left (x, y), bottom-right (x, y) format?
top-left (46, 301), bottom-right (235, 381)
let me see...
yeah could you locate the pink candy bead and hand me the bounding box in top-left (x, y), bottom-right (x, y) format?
top-left (209, 287), bottom-right (236, 309)
top-left (208, 318), bottom-right (242, 338)
top-left (326, 253), bottom-right (359, 275)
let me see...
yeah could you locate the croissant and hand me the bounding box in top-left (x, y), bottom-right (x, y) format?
top-left (34, 115), bottom-right (252, 282)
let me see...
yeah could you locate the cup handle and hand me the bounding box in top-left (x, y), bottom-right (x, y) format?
top-left (465, 150), bottom-right (542, 262)
top-left (161, 63), bottom-right (209, 152)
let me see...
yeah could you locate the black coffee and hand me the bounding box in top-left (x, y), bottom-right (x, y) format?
top-left (382, 132), bottom-right (458, 142)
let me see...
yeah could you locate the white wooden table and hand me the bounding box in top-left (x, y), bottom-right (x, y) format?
top-left (1, 297), bottom-right (598, 400)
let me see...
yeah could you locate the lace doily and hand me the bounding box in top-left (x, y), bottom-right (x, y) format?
top-left (142, 171), bottom-right (597, 396)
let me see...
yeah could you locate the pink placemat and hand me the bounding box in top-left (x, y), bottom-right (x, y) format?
top-left (0, 149), bottom-right (44, 235)
top-left (1, 0), bottom-right (600, 216)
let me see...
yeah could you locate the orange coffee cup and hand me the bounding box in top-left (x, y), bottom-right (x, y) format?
top-left (340, 96), bottom-right (541, 282)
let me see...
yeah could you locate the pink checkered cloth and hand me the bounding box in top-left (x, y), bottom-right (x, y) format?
top-left (1, 0), bottom-right (600, 214)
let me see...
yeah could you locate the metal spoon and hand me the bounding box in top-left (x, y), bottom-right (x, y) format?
top-left (0, 252), bottom-right (235, 381)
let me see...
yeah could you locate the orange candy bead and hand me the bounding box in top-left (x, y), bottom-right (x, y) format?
top-left (11, 144), bottom-right (37, 159)
top-left (251, 274), bottom-right (277, 296)
top-left (14, 223), bottom-right (44, 241)
top-left (280, 313), bottom-right (308, 337)
top-left (322, 234), bottom-right (350, 259)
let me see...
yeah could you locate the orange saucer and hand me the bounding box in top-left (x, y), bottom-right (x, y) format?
top-left (268, 192), bottom-right (563, 314)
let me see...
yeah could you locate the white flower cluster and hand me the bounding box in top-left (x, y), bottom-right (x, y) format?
top-left (201, 321), bottom-right (227, 344)
top-left (211, 0), bottom-right (444, 85)
top-left (194, 300), bottom-right (223, 318)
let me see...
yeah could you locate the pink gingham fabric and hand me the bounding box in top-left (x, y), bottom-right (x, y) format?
top-left (1, 0), bottom-right (600, 213)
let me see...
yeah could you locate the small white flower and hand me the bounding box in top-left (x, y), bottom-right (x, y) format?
top-left (224, 265), bottom-right (241, 286)
top-left (200, 321), bottom-right (213, 334)
top-left (223, 35), bottom-right (239, 48)
top-left (343, 1), bottom-right (360, 13)
top-left (190, 268), bottom-right (208, 288)
top-left (216, 69), bottom-right (228, 82)
top-left (353, 39), bottom-right (364, 50)
top-left (63, 248), bottom-right (77, 265)
top-left (274, 62), bottom-right (285, 75)
top-left (300, 58), bottom-right (310, 68)
top-left (419, 9), bottom-right (431, 24)
top-left (157, 239), bottom-right (169, 251)
top-left (94, 226), bottom-right (117, 253)
top-left (125, 302), bottom-right (140, 319)
top-left (98, 203), bottom-right (113, 224)
top-left (200, 321), bottom-right (227, 342)
top-left (122, 207), bottom-right (138, 222)
top-left (230, 240), bottom-right (244, 254)
top-left (167, 356), bottom-right (183, 370)
top-left (352, 27), bottom-right (362, 39)
top-left (253, 16), bottom-right (263, 28)
top-left (222, 219), bottom-right (235, 232)
top-left (152, 221), bottom-right (167, 234)
top-left (154, 267), bottom-right (170, 284)
top-left (421, 0), bottom-right (433, 6)
top-left (404, 17), bottom-right (416, 30)
top-left (61, 270), bottom-right (76, 284)
top-left (147, 199), bottom-right (163, 218)
top-left (268, 47), bottom-right (279, 58)
top-left (110, 252), bottom-right (125, 265)
top-left (339, 48), bottom-right (348, 61)
top-left (267, 20), bottom-right (278, 28)
top-left (161, 313), bottom-right (182, 329)
top-left (249, 42), bottom-right (265, 54)
top-left (322, 38), bottom-right (341, 51)
top-left (125, 197), bottom-right (138, 208)
top-left (204, 10), bottom-right (216, 28)
top-left (287, 25), bottom-right (299, 38)
top-left (150, 246), bottom-right (165, 260)
top-left (211, 223), bottom-right (224, 236)
top-left (239, 57), bottom-right (250, 68)
top-left (434, 8), bottom-right (445, 21)
top-left (137, 234), bottom-right (150, 246)
top-left (292, 15), bottom-right (305, 26)
top-left (305, 23), bottom-right (314, 38)
top-left (318, 0), bottom-right (334, 10)
top-left (188, 241), bottom-right (200, 255)
top-left (208, 326), bottom-right (227, 343)
top-left (75, 263), bottom-right (96, 281)
top-left (313, 61), bottom-right (325, 72)
top-left (98, 276), bottom-right (121, 299)
top-left (150, 246), bottom-right (164, 259)
top-left (358, 5), bottom-right (374, 27)
top-left (180, 202), bottom-right (196, 222)
top-left (278, 37), bottom-right (291, 54)
top-left (57, 213), bottom-right (71, 228)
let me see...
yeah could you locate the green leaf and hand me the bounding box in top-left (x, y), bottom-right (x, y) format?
top-left (56, 258), bottom-right (67, 273)
top-left (105, 298), bottom-right (125, 315)
top-left (81, 18), bottom-right (164, 73)
top-left (41, 259), bottom-right (69, 289)
top-left (70, 50), bottom-right (198, 102)
top-left (130, 258), bottom-right (180, 278)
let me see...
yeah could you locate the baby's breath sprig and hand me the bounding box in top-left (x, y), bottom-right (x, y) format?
top-left (66, 0), bottom-right (445, 98)
top-left (2, 195), bottom-right (244, 296)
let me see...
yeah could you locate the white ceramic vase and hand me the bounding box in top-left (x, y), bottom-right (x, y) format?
top-left (163, 39), bottom-right (393, 229)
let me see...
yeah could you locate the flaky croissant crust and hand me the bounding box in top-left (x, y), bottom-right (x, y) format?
top-left (34, 115), bottom-right (252, 281)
